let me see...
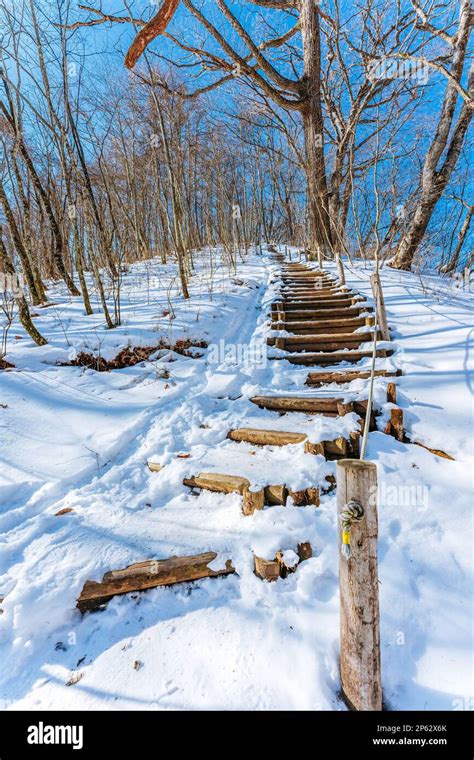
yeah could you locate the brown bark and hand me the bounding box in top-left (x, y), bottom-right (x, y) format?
top-left (125, 0), bottom-right (180, 69)
top-left (442, 204), bottom-right (473, 273)
top-left (77, 552), bottom-right (235, 612)
top-left (8, 127), bottom-right (80, 296)
top-left (300, 0), bottom-right (333, 263)
top-left (337, 460), bottom-right (381, 711)
top-left (391, 1), bottom-right (473, 270)
top-left (0, 226), bottom-right (47, 346)
top-left (0, 180), bottom-right (42, 306)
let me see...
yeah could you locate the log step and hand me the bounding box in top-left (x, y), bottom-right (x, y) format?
top-left (227, 428), bottom-right (306, 446)
top-left (271, 308), bottom-right (371, 318)
top-left (281, 271), bottom-right (333, 276)
top-left (281, 273), bottom-right (334, 279)
top-left (274, 340), bottom-right (371, 353)
top-left (248, 397), bottom-right (374, 428)
top-left (183, 472), bottom-right (327, 511)
top-left (281, 286), bottom-right (353, 293)
top-left (271, 317), bottom-right (371, 333)
top-left (272, 323), bottom-right (370, 336)
top-left (183, 472), bottom-right (249, 494)
top-left (282, 281), bottom-right (339, 285)
top-left (268, 332), bottom-right (378, 351)
top-left (274, 348), bottom-right (392, 365)
top-left (273, 298), bottom-right (360, 309)
top-left (306, 368), bottom-right (402, 386)
top-left (279, 293), bottom-right (356, 302)
top-left (280, 290), bottom-right (344, 298)
top-left (269, 332), bottom-right (375, 342)
top-left (281, 280), bottom-right (336, 287)
top-left (77, 552), bottom-right (235, 613)
top-left (227, 427), bottom-right (351, 459)
top-left (250, 395), bottom-right (347, 414)
top-left (278, 292), bottom-right (357, 300)
top-left (255, 543), bottom-right (312, 581)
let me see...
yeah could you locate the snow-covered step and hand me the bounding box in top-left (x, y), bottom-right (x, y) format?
top-left (183, 472), bottom-right (248, 494)
top-left (271, 316), bottom-right (370, 333)
top-left (271, 306), bottom-right (372, 319)
top-left (267, 332), bottom-right (378, 352)
top-left (305, 368), bottom-right (401, 386)
top-left (278, 291), bottom-right (357, 301)
top-left (276, 347), bottom-right (392, 365)
top-left (183, 471), bottom-right (323, 513)
top-left (250, 395), bottom-right (348, 414)
top-left (274, 297), bottom-right (362, 309)
top-left (227, 427), bottom-right (351, 459)
top-left (228, 428), bottom-right (307, 446)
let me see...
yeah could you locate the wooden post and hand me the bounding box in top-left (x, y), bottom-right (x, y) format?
top-left (349, 430), bottom-right (361, 458)
top-left (337, 459), bottom-right (381, 711)
top-left (370, 272), bottom-right (390, 341)
top-left (242, 485), bottom-right (265, 515)
top-left (386, 382), bottom-right (397, 404)
top-left (337, 401), bottom-right (354, 416)
top-left (391, 408), bottom-right (404, 441)
top-left (304, 440), bottom-right (325, 456)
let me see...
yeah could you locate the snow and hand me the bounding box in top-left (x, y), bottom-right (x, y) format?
top-left (0, 246), bottom-right (472, 711)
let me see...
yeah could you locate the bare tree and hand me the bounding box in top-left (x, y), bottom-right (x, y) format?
top-left (391, 0), bottom-right (473, 270)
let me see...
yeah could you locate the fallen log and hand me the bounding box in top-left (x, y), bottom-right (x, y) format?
top-left (77, 552), bottom-right (235, 613)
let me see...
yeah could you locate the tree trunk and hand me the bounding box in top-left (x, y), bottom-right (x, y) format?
top-left (300, 0), bottom-right (333, 265)
top-left (0, 226), bottom-right (47, 346)
top-left (0, 180), bottom-right (43, 306)
top-left (442, 205), bottom-right (473, 274)
top-left (391, 2), bottom-right (473, 271)
top-left (13, 130), bottom-right (80, 295)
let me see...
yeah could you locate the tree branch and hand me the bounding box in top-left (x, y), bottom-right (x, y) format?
top-left (125, 0), bottom-right (181, 69)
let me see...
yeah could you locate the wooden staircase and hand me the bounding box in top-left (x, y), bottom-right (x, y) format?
top-left (77, 253), bottom-right (399, 610)
top-left (182, 260), bottom-right (386, 516)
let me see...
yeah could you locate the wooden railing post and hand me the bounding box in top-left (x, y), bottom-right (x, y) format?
top-left (370, 272), bottom-right (390, 341)
top-left (336, 459), bottom-right (382, 710)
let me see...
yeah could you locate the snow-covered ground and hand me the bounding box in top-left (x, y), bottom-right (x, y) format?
top-left (0, 247), bottom-right (472, 710)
